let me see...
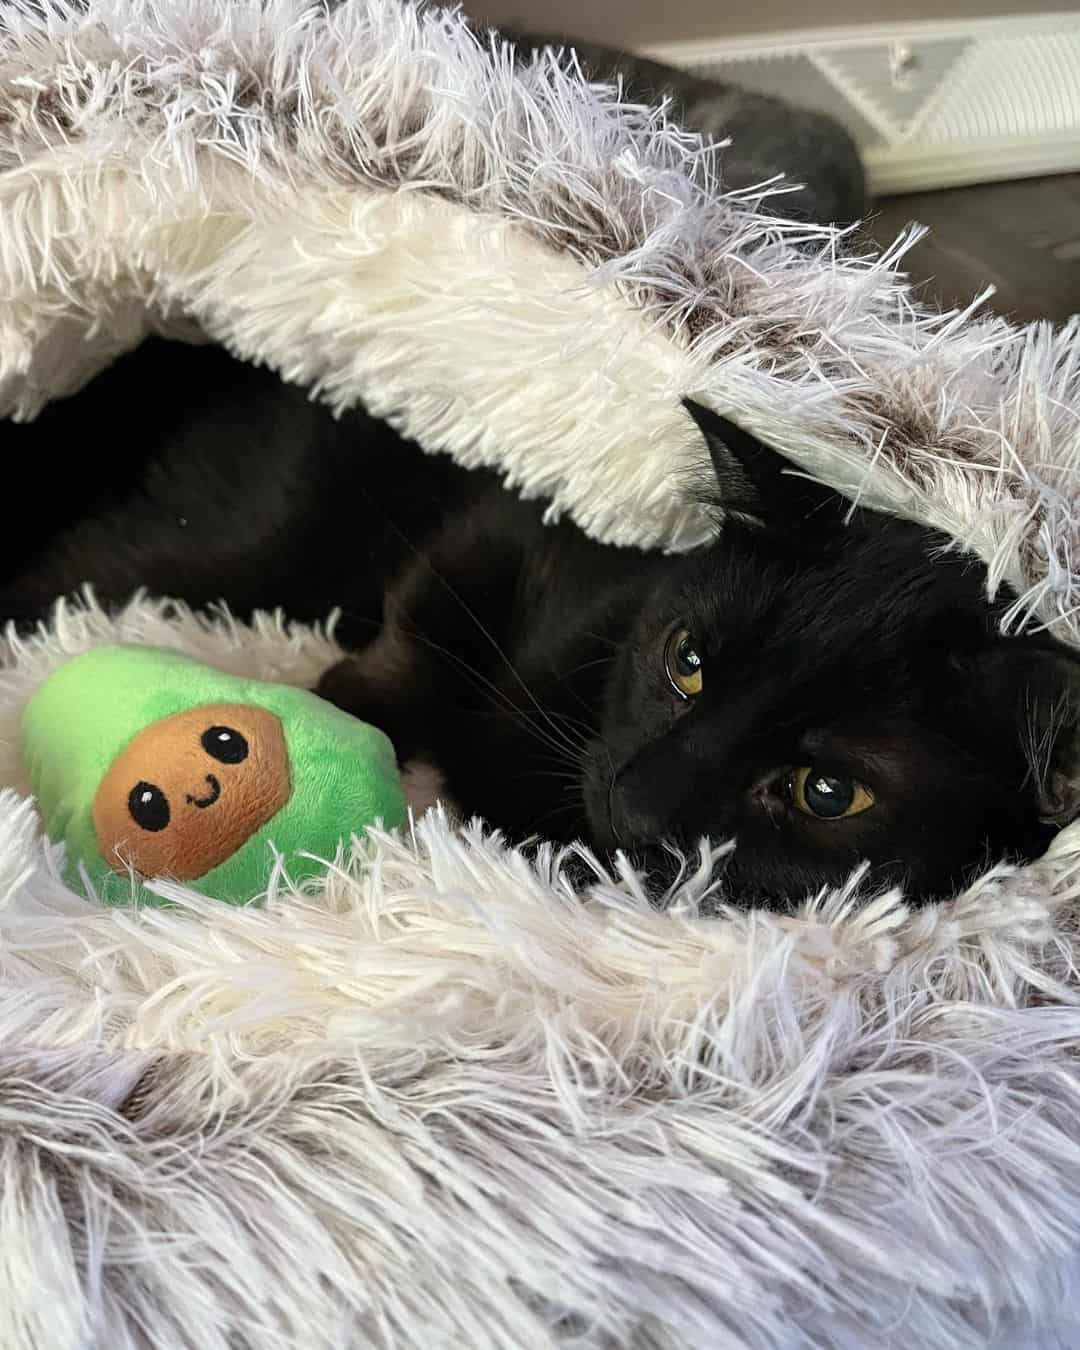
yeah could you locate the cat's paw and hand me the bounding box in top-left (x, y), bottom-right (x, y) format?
top-left (313, 647), bottom-right (424, 763)
top-left (400, 758), bottom-right (456, 821)
top-left (314, 655), bottom-right (372, 717)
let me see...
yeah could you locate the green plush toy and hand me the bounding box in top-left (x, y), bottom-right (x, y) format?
top-left (23, 645), bottom-right (407, 905)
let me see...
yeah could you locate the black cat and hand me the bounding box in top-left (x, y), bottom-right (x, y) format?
top-left (5, 340), bottom-right (1077, 904)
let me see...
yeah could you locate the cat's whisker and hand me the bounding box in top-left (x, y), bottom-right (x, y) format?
top-left (560, 654), bottom-right (616, 680)
top-left (381, 619), bottom-right (586, 769)
top-left (582, 630), bottom-right (621, 652)
top-left (382, 530), bottom-right (587, 764)
top-left (530, 800), bottom-right (587, 833)
top-left (528, 769), bottom-right (586, 788)
top-left (348, 555), bottom-right (593, 765)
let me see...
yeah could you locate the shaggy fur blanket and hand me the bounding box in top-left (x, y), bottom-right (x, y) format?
top-left (3, 2), bottom-right (1080, 1347)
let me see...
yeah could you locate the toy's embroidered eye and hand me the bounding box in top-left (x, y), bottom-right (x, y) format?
top-left (789, 766), bottom-right (874, 819)
top-left (665, 627), bottom-right (703, 699)
top-left (201, 726), bottom-right (249, 764)
top-left (128, 781), bottom-right (170, 832)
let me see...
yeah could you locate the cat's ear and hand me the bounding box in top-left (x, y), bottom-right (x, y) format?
top-left (684, 398), bottom-right (849, 530)
top-left (964, 642), bottom-right (1080, 825)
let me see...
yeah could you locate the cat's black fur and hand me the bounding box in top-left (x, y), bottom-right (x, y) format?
top-left (5, 340), bottom-right (1079, 906)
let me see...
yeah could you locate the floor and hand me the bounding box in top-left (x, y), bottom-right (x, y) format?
top-left (865, 173), bottom-right (1080, 325)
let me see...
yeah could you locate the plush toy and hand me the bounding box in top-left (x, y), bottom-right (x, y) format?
top-left (22, 645), bottom-right (407, 905)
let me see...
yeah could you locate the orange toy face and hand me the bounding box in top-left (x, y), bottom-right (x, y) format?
top-left (92, 703), bottom-right (291, 880)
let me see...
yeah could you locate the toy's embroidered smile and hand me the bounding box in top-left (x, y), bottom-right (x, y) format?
top-left (186, 774), bottom-right (221, 809)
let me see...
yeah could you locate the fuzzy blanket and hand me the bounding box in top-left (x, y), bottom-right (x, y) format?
top-left (4, 3), bottom-right (1080, 1347)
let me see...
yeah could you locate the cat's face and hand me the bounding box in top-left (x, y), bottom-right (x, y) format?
top-left (581, 403), bottom-right (1080, 905)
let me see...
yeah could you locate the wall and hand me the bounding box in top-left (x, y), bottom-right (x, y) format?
top-left (462, 1), bottom-right (1079, 46)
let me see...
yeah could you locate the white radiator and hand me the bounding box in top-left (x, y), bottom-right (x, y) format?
top-left (642, 12), bottom-right (1080, 195)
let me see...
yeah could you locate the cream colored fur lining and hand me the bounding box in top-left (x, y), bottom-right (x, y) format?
top-left (2, 0), bottom-right (1080, 623)
top-left (2, 166), bottom-right (708, 547)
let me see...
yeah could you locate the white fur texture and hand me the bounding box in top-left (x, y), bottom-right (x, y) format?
top-left (4, 1), bottom-right (1080, 1346)
top-left (3, 0), bottom-right (1080, 595)
top-left (3, 598), bottom-right (1080, 1350)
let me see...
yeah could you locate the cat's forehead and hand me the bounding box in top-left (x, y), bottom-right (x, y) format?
top-left (800, 725), bottom-right (950, 770)
top-left (686, 520), bottom-right (993, 647)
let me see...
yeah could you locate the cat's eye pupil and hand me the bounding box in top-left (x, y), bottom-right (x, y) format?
top-left (675, 635), bottom-right (701, 677)
top-left (803, 772), bottom-right (854, 818)
top-left (788, 765), bottom-right (874, 820)
top-left (665, 627), bottom-right (704, 698)
top-left (201, 725), bottom-right (248, 764)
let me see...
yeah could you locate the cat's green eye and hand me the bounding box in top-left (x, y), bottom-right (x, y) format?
top-left (665, 627), bottom-right (703, 698)
top-left (790, 766), bottom-right (874, 820)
